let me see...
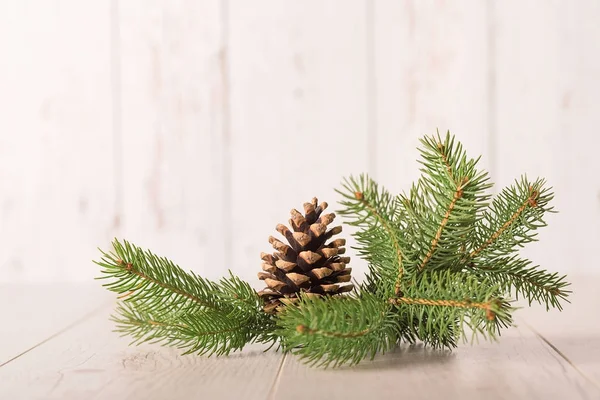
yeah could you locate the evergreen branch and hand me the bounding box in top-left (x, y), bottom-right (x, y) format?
top-left (406, 133), bottom-right (492, 271)
top-left (120, 259), bottom-right (208, 306)
top-left (470, 183), bottom-right (540, 258)
top-left (391, 271), bottom-right (513, 347)
top-left (469, 177), bottom-right (554, 260)
top-left (96, 240), bottom-right (276, 354)
top-left (336, 174), bottom-right (407, 294)
top-left (112, 301), bottom-right (251, 356)
top-left (276, 293), bottom-right (400, 368)
top-left (296, 325), bottom-right (371, 338)
top-left (95, 239), bottom-right (227, 315)
top-left (390, 296), bottom-right (497, 319)
top-left (469, 256), bottom-right (570, 310)
top-left (355, 191), bottom-right (404, 294)
top-left (438, 140), bottom-right (455, 182)
top-left (218, 272), bottom-right (279, 345)
top-left (419, 176), bottom-right (469, 270)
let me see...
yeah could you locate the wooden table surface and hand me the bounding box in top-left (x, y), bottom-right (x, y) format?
top-left (1, 278), bottom-right (599, 400)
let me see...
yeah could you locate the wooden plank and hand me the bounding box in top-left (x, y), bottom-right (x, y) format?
top-left (2, 282), bottom-right (599, 398)
top-left (0, 284), bottom-right (109, 365)
top-left (520, 276), bottom-right (600, 389)
top-left (117, 0), bottom-right (228, 282)
top-left (373, 1), bottom-right (493, 197)
top-left (228, 0), bottom-right (370, 285)
top-left (0, 305), bottom-right (284, 400)
top-left (0, 1), bottom-right (116, 282)
top-left (272, 324), bottom-right (599, 399)
top-left (492, 1), bottom-right (600, 277)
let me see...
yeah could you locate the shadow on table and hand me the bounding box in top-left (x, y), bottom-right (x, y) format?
top-left (349, 343), bottom-right (456, 371)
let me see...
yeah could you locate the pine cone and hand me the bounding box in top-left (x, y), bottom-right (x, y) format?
top-left (258, 198), bottom-right (353, 314)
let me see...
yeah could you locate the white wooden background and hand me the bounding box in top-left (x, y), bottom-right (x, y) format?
top-left (0, 0), bottom-right (598, 284)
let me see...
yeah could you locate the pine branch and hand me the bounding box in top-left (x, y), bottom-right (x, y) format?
top-left (95, 239), bottom-right (226, 315)
top-left (394, 304), bottom-right (459, 349)
top-left (336, 174), bottom-right (407, 295)
top-left (419, 176), bottom-right (470, 270)
top-left (468, 255), bottom-right (570, 310)
top-left (406, 133), bottom-right (492, 272)
top-left (112, 301), bottom-right (252, 356)
top-left (390, 271), bottom-right (513, 347)
top-left (469, 176), bottom-right (554, 260)
top-left (218, 272), bottom-right (278, 344)
top-left (276, 293), bottom-right (400, 368)
top-left (96, 240), bottom-right (275, 355)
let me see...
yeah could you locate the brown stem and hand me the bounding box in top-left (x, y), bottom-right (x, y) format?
top-left (469, 188), bottom-right (539, 259)
top-left (389, 296), bottom-right (497, 321)
top-left (117, 260), bottom-right (212, 308)
top-left (419, 177), bottom-right (468, 270)
top-left (296, 324), bottom-right (371, 338)
top-left (437, 142), bottom-right (455, 183)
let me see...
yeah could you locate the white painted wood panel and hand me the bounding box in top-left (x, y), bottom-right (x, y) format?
top-left (373, 1), bottom-right (493, 196)
top-left (0, 305), bottom-right (285, 400)
top-left (493, 1), bottom-right (600, 276)
top-left (117, 0), bottom-right (228, 281)
top-left (0, 1), bottom-right (599, 282)
top-left (228, 1), bottom-right (370, 285)
top-left (0, 1), bottom-right (116, 282)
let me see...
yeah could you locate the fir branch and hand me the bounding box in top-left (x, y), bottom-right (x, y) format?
top-left (419, 176), bottom-right (469, 270)
top-left (468, 256), bottom-right (570, 310)
top-left (391, 271), bottom-right (513, 347)
top-left (469, 177), bottom-right (554, 260)
top-left (405, 132), bottom-right (492, 271)
top-left (391, 296), bottom-right (497, 317)
top-left (276, 293), bottom-right (400, 368)
top-left (296, 325), bottom-right (371, 339)
top-left (95, 239), bottom-right (226, 315)
top-left (96, 240), bottom-right (275, 355)
top-left (218, 272), bottom-right (278, 345)
top-left (112, 301), bottom-right (251, 356)
top-left (336, 174), bottom-right (407, 295)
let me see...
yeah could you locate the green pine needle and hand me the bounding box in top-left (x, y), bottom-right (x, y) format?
top-left (276, 293), bottom-right (400, 368)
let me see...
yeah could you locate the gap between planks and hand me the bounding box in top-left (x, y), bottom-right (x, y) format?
top-left (0, 302), bottom-right (113, 369)
top-left (267, 352), bottom-right (287, 400)
top-left (530, 324), bottom-right (600, 391)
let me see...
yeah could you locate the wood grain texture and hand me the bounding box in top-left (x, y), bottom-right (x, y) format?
top-left (117, 0), bottom-right (229, 281)
top-left (0, 1), bottom-right (116, 282)
top-left (520, 277), bottom-right (600, 390)
top-left (2, 281), bottom-right (600, 399)
top-left (0, 306), bottom-right (284, 400)
top-left (273, 325), bottom-right (599, 400)
top-left (228, 0), bottom-right (370, 285)
top-left (0, 284), bottom-right (109, 365)
top-left (492, 1), bottom-right (600, 276)
top-left (373, 0), bottom-right (493, 196)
